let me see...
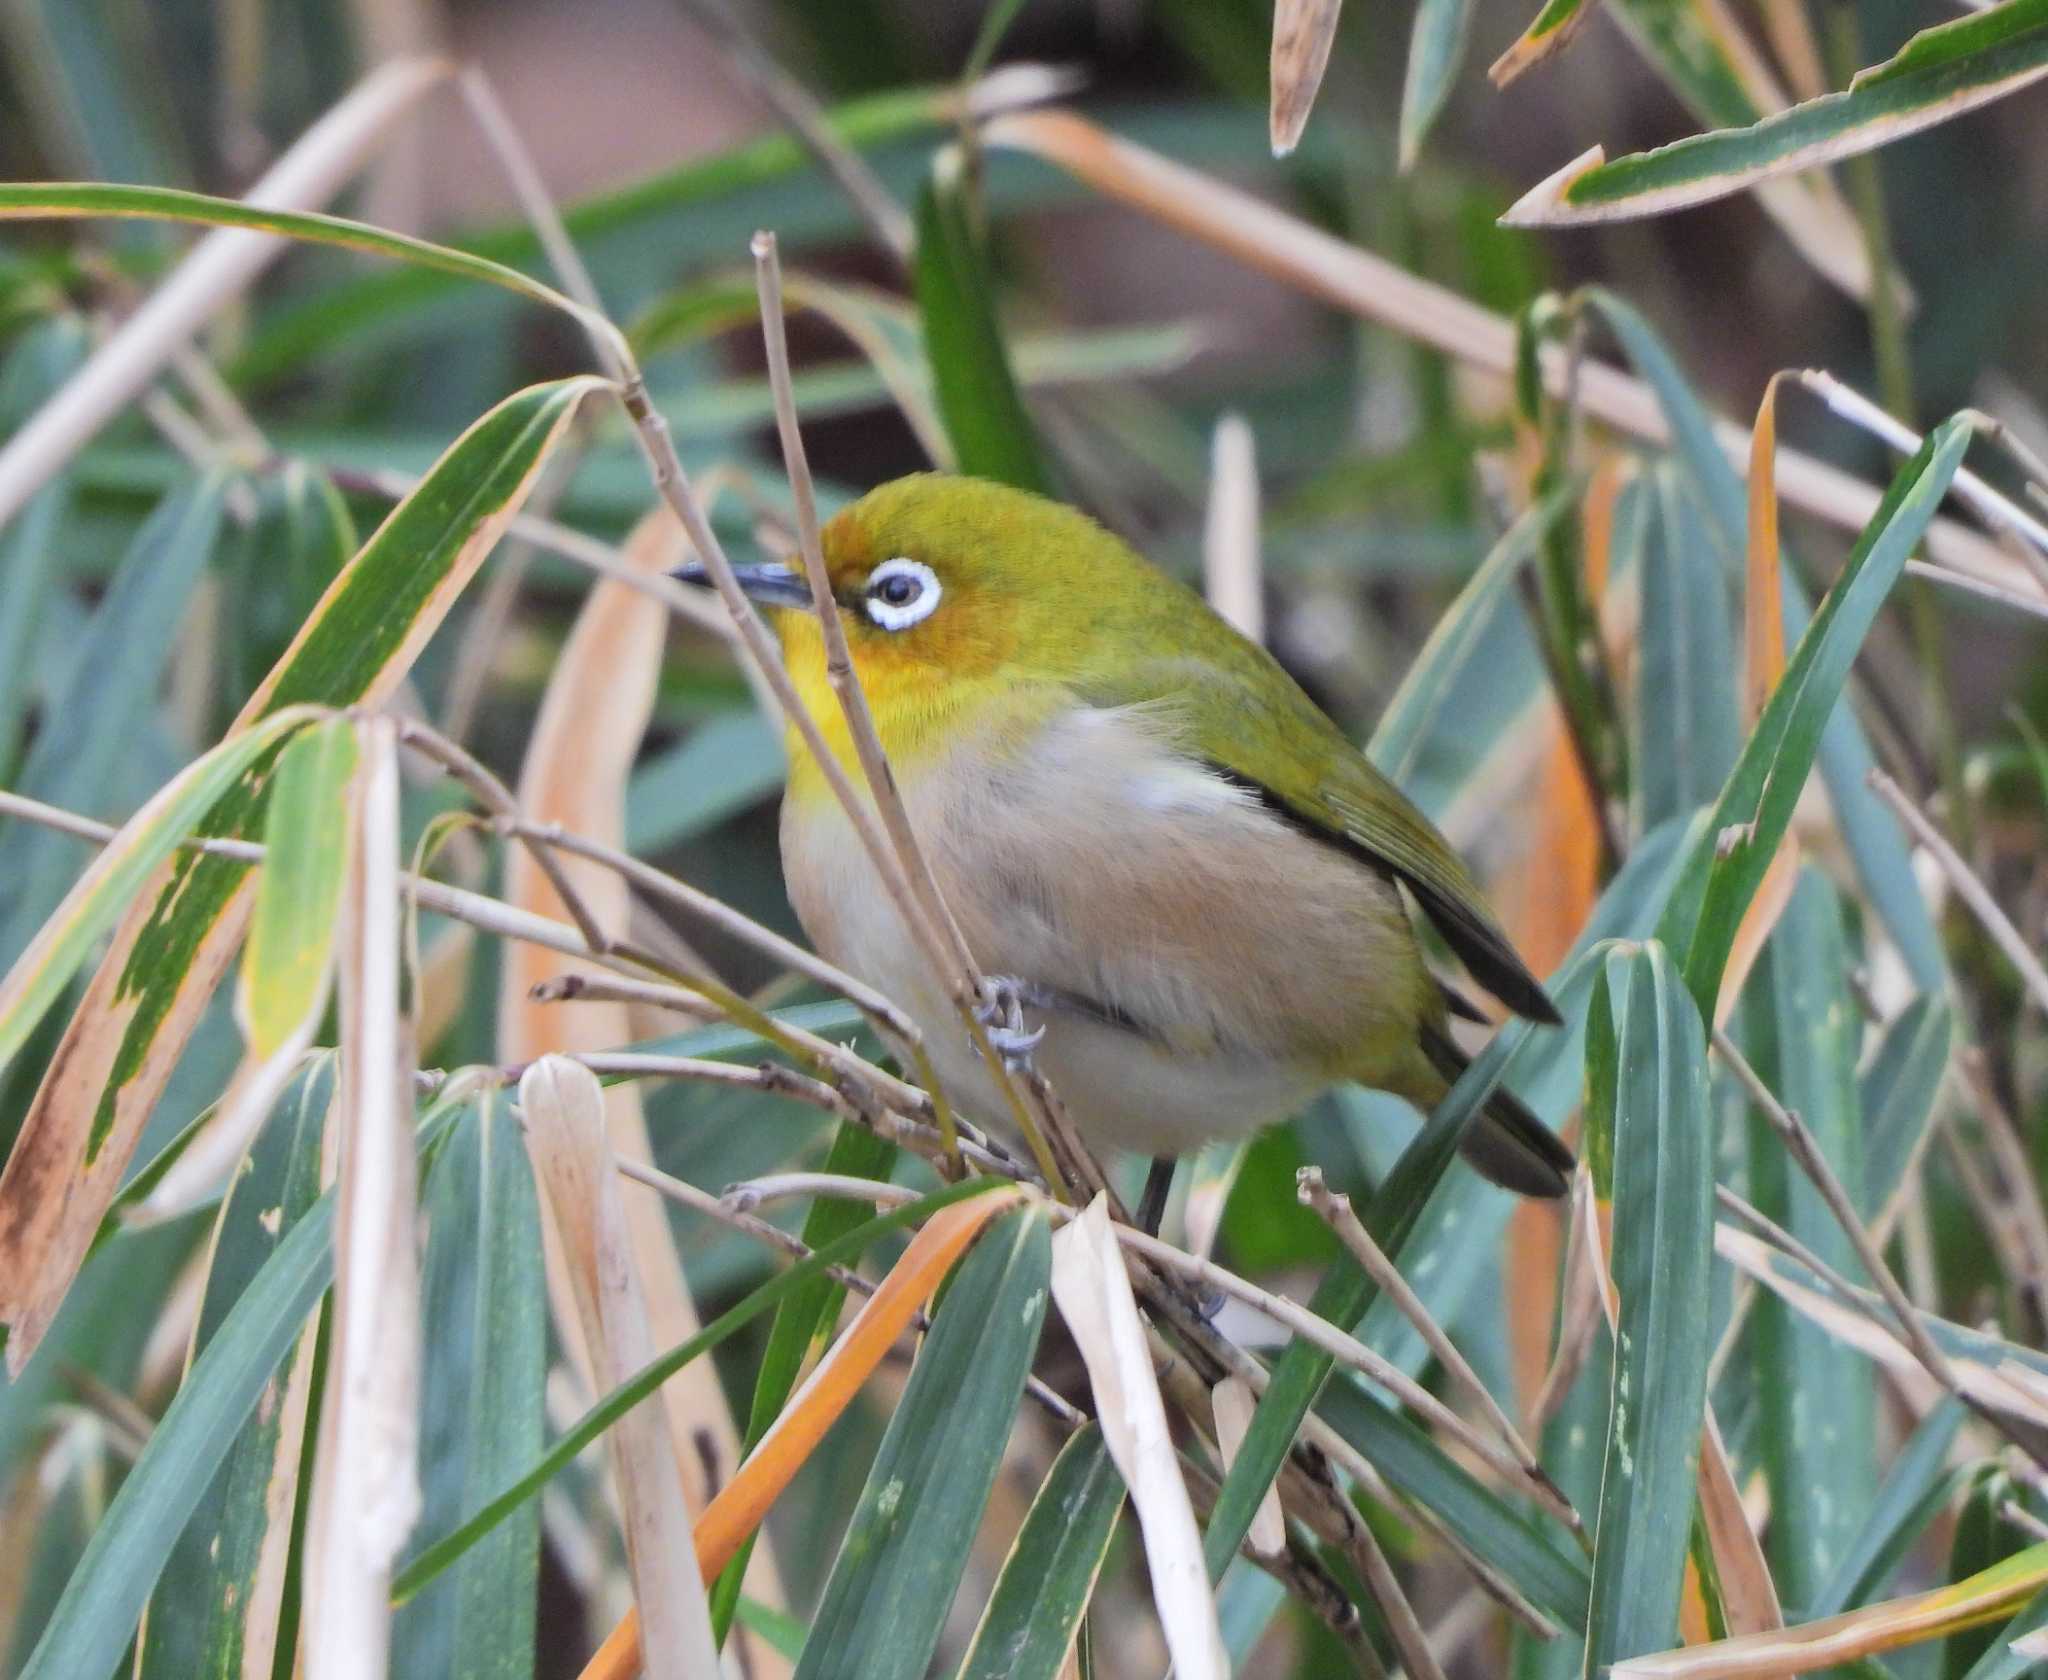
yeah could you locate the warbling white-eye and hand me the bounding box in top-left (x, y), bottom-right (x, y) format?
top-left (680, 474), bottom-right (1570, 1207)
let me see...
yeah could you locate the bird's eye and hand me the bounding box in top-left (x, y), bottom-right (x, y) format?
top-left (863, 557), bottom-right (941, 631)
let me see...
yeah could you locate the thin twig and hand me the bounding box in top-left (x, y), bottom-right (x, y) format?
top-left (1298, 1166), bottom-right (1548, 1483)
top-left (752, 230), bottom-right (1066, 1187)
top-left (1868, 769), bottom-right (2048, 1015)
top-left (1713, 1027), bottom-right (1962, 1393)
top-left (513, 818), bottom-right (921, 1047)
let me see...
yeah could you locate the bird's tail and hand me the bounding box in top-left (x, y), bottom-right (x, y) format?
top-left (1417, 1025), bottom-right (1574, 1199)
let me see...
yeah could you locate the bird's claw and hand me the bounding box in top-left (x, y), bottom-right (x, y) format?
top-left (975, 975), bottom-right (1047, 1072)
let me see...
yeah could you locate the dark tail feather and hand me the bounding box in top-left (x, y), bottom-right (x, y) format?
top-left (1419, 1026), bottom-right (1573, 1199)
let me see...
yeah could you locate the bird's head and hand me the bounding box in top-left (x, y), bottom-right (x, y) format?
top-left (676, 475), bottom-right (1172, 705)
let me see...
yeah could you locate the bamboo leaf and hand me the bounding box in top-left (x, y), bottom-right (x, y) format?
top-left (1582, 940), bottom-right (1715, 1670)
top-left (391, 1179), bottom-right (1016, 1602)
top-left (1812, 1397), bottom-right (1970, 1616)
top-left (0, 374), bottom-right (603, 1373)
top-left (1634, 467), bottom-right (1741, 835)
top-left (1502, 0), bottom-right (2048, 226)
top-left (0, 181), bottom-right (589, 327)
top-left (1399, 0), bottom-right (1479, 166)
top-left (1738, 869), bottom-right (1872, 1603)
top-left (1490, 0), bottom-right (1599, 87)
top-left (1656, 415), bottom-right (1975, 1019)
top-left (954, 1424), bottom-right (1125, 1680)
top-left (1314, 1379), bottom-right (1590, 1630)
top-left (135, 1064), bottom-right (331, 1680)
top-left (710, 1122), bottom-right (896, 1642)
top-left (391, 1095), bottom-right (546, 1680)
top-left (913, 144), bottom-right (1050, 494)
top-left (1859, 995), bottom-right (1954, 1222)
top-left (1613, 1543), bottom-right (2048, 1676)
top-left (11, 1093), bottom-right (467, 1680)
top-left (0, 703), bottom-right (322, 1085)
top-left (795, 1207), bottom-right (1052, 1680)
top-left (1270, 0), bottom-right (1344, 155)
top-left (0, 477), bottom-right (226, 968)
top-left (1584, 289), bottom-right (1946, 988)
top-left (237, 720), bottom-right (356, 1062)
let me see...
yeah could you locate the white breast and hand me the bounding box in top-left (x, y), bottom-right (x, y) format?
top-left (780, 702), bottom-right (1424, 1159)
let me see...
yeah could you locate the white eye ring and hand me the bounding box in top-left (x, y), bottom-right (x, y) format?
top-left (863, 557), bottom-right (941, 631)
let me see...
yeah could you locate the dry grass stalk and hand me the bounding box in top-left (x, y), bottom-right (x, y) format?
top-left (1210, 1375), bottom-right (1286, 1555)
top-left (1203, 413), bottom-right (1264, 641)
top-left (1298, 1166), bottom-right (1551, 1490)
top-left (519, 1056), bottom-right (720, 1680)
top-left (1713, 1027), bottom-right (1963, 1394)
top-left (302, 717), bottom-right (420, 1680)
top-left (1050, 1194), bottom-right (1229, 1680)
top-left (0, 58), bottom-right (448, 530)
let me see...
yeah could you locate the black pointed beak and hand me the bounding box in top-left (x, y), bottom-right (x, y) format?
top-left (670, 558), bottom-right (814, 608)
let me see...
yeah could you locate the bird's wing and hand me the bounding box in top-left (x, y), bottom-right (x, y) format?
top-left (1081, 650), bottom-right (1560, 1025)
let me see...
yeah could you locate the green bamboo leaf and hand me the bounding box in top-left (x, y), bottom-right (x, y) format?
top-left (1633, 467), bottom-right (1740, 834)
top-left (0, 477), bottom-right (225, 968)
top-left (795, 1207), bottom-right (1051, 1680)
top-left (0, 702), bottom-right (321, 1081)
top-left (1369, 481), bottom-right (1578, 789)
top-left (1490, 0), bottom-right (1597, 83)
top-left (1502, 0), bottom-right (2048, 226)
top-left (1656, 415), bottom-right (1975, 1019)
top-left (1581, 940), bottom-right (1714, 1671)
top-left (0, 375), bottom-right (603, 1370)
top-left (11, 1093), bottom-right (466, 1680)
top-left (0, 182), bottom-right (590, 328)
top-left (1813, 1397), bottom-right (1970, 1616)
top-left (0, 316), bottom-right (89, 771)
top-left (231, 84), bottom-right (956, 385)
top-left (392, 1178), bottom-right (1008, 1601)
top-left (1398, 0), bottom-right (1478, 166)
top-left (1944, 1472), bottom-right (2036, 1679)
top-left (219, 462), bottom-right (354, 704)
top-left (237, 720), bottom-right (356, 1061)
top-left (1739, 869), bottom-right (1872, 1604)
top-left (1516, 1321), bottom-right (1614, 1679)
top-left (1313, 1381), bottom-right (1590, 1630)
top-left (1859, 994), bottom-right (1953, 1222)
top-left (1584, 289), bottom-right (1946, 987)
top-left (913, 145), bottom-right (1050, 494)
top-left (393, 1095), bottom-right (547, 1680)
top-left (710, 1121), bottom-right (897, 1642)
top-left (954, 1423), bottom-right (1125, 1680)
top-left (135, 1063), bottom-right (331, 1680)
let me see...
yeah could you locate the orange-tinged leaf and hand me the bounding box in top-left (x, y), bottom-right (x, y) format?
top-left (1613, 1541), bottom-right (2048, 1677)
top-left (1747, 375), bottom-right (1789, 725)
top-left (575, 1185), bottom-right (1029, 1680)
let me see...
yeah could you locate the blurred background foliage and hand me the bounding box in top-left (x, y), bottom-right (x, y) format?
top-left (0, 0), bottom-right (2046, 1677)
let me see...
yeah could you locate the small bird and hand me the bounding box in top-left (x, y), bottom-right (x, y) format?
top-left (680, 475), bottom-right (1570, 1206)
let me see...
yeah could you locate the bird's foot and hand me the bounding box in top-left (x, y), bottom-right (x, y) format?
top-left (973, 974), bottom-right (1047, 1072)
